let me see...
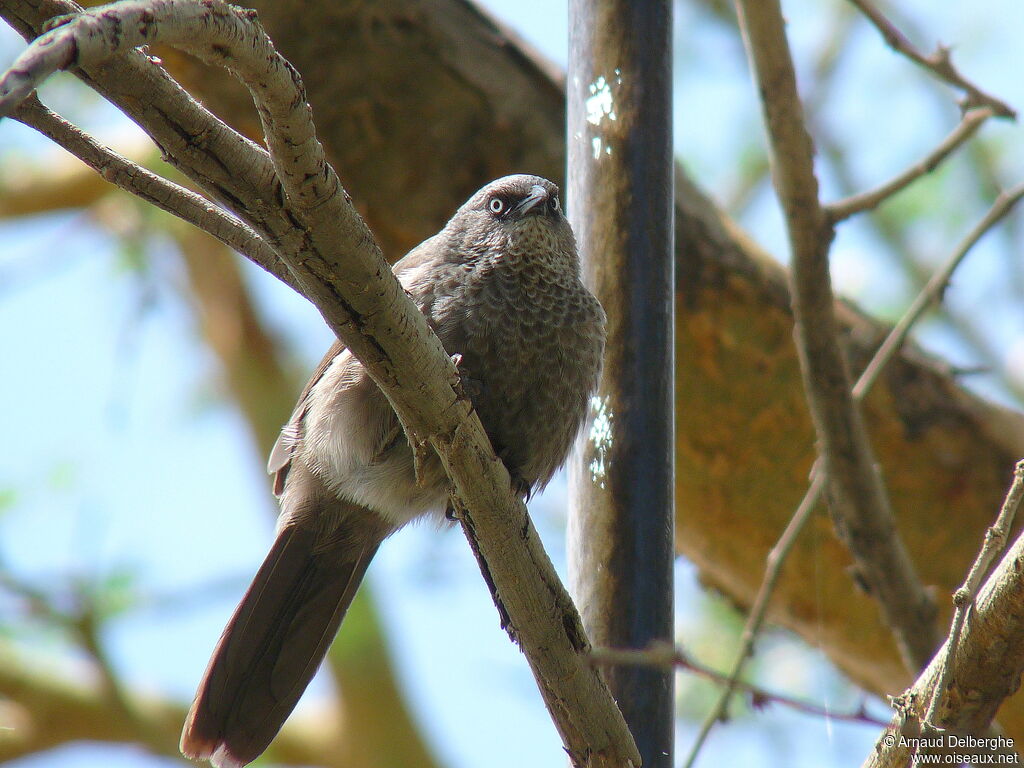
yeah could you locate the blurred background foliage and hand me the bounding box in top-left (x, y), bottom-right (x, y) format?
top-left (0, 1), bottom-right (1021, 767)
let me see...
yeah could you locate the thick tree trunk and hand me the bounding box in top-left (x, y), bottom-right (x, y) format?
top-left (153, 0), bottom-right (1024, 739)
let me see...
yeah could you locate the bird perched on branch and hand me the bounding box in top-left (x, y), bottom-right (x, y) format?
top-left (180, 174), bottom-right (606, 768)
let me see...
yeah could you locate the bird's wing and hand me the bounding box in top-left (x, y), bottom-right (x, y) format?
top-left (267, 338), bottom-right (346, 494)
top-left (268, 232), bottom-right (445, 495)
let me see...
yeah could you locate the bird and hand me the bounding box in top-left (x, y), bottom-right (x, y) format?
top-left (179, 174), bottom-right (606, 768)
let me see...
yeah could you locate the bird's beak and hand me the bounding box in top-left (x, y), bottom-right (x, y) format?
top-left (513, 185), bottom-right (549, 218)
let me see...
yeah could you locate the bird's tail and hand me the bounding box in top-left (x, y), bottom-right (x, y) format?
top-left (180, 515), bottom-right (385, 768)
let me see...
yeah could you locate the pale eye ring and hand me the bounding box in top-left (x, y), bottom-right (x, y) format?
top-left (488, 197), bottom-right (505, 215)
top-left (549, 195), bottom-right (560, 213)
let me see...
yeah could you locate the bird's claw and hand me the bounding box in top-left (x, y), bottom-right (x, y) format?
top-left (510, 473), bottom-right (533, 501)
top-left (450, 353), bottom-right (483, 401)
top-left (444, 501), bottom-right (459, 522)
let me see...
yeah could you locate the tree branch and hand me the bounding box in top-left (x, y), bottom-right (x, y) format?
top-left (590, 642), bottom-right (889, 728)
top-left (924, 460), bottom-right (1024, 727)
top-left (0, 1), bottom-right (639, 764)
top-left (10, 93), bottom-right (294, 288)
top-left (686, 178), bottom-right (1024, 759)
top-left (847, 0), bottom-right (1017, 118)
top-left (1, 0), bottom-right (346, 322)
top-left (853, 182), bottom-right (1024, 399)
top-left (825, 107), bottom-right (993, 222)
top-left (169, 226), bottom-right (444, 768)
top-left (863, 463), bottom-right (1024, 768)
top-left (735, 0), bottom-right (939, 671)
top-left (682, 467), bottom-right (825, 768)
top-left (0, 643), bottom-right (336, 764)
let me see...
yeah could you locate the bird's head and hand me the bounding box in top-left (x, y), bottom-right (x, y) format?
top-left (446, 174), bottom-right (576, 262)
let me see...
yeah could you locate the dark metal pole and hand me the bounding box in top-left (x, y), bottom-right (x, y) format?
top-left (567, 3), bottom-right (675, 767)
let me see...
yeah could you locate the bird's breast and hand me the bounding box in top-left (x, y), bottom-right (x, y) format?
top-left (431, 263), bottom-right (605, 490)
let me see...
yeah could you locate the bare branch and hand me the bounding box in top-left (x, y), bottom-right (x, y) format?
top-left (924, 460), bottom-right (1024, 727)
top-left (0, 1), bottom-right (339, 277)
top-left (0, 0), bottom-right (320, 301)
top-left (816, 108), bottom-right (1024, 404)
top-left (863, 464), bottom-right (1024, 768)
top-left (826, 107), bottom-right (993, 222)
top-left (847, 0), bottom-right (1016, 118)
top-left (735, 0), bottom-right (938, 671)
top-left (685, 179), bottom-right (1024, 764)
top-left (853, 182), bottom-right (1024, 399)
top-left (10, 93), bottom-right (295, 289)
top-left (0, 642), bottom-right (336, 764)
top-left (0, 1), bottom-right (639, 764)
top-left (682, 468), bottom-right (825, 768)
top-left (590, 642), bottom-right (888, 727)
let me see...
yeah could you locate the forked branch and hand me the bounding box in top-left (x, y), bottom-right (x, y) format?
top-left (848, 0), bottom-right (1016, 118)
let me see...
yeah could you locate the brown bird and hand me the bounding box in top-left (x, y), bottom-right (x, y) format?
top-left (180, 175), bottom-right (606, 767)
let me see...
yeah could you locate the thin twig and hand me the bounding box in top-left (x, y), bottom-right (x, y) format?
top-left (816, 112), bottom-right (1024, 405)
top-left (736, 0), bottom-right (938, 670)
top-left (686, 181), bottom-right (1024, 766)
top-left (0, 570), bottom-right (152, 737)
top-left (864, 475), bottom-right (1024, 767)
top-left (924, 460), bottom-right (1024, 727)
top-left (682, 469), bottom-right (825, 768)
top-left (847, 0), bottom-right (1016, 118)
top-left (590, 642), bottom-right (888, 727)
top-left (71, 600), bottom-right (152, 738)
top-left (826, 108), bottom-right (993, 222)
top-left (11, 94), bottom-right (297, 290)
top-left (0, 0), bottom-right (334, 318)
top-left (854, 182), bottom-right (1024, 399)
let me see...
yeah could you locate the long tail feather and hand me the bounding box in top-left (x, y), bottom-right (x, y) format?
top-left (181, 520), bottom-right (383, 767)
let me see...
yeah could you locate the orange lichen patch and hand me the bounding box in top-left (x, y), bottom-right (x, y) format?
top-left (674, 274), bottom-right (1016, 704)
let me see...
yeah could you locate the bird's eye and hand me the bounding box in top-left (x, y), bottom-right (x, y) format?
top-left (549, 195), bottom-right (560, 213)
top-left (488, 197), bottom-right (505, 215)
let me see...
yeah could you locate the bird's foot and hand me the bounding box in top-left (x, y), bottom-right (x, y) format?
top-left (509, 471), bottom-right (533, 501)
top-left (449, 353), bottom-right (483, 401)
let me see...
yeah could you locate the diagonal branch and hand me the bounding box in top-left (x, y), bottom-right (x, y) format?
top-left (590, 643), bottom-right (889, 727)
top-left (681, 468), bottom-right (824, 768)
top-left (863, 463), bottom-right (1024, 768)
top-left (734, 0), bottom-right (939, 672)
top-left (10, 93), bottom-right (294, 288)
top-left (169, 227), bottom-right (445, 768)
top-left (924, 460), bottom-right (1024, 728)
top-left (853, 182), bottom-right (1024, 399)
top-left (0, 1), bottom-right (639, 764)
top-left (847, 0), bottom-right (1016, 118)
top-left (0, 643), bottom-right (336, 764)
top-left (825, 107), bottom-right (993, 222)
